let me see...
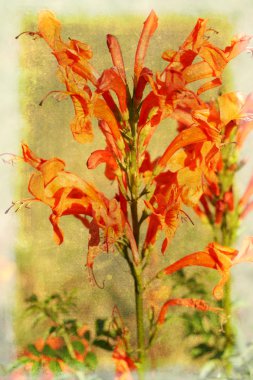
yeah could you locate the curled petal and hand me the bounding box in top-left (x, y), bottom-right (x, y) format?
top-left (155, 126), bottom-right (208, 172)
top-left (87, 149), bottom-right (115, 169)
top-left (22, 143), bottom-right (45, 168)
top-left (163, 242), bottom-right (238, 300)
top-left (49, 213), bottom-right (64, 245)
top-left (157, 298), bottom-right (221, 325)
top-left (87, 149), bottom-right (117, 180)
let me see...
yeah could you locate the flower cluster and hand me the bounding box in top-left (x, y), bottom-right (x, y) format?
top-left (13, 10), bottom-right (253, 379)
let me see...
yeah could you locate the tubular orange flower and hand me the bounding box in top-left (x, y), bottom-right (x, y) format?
top-left (144, 179), bottom-right (181, 254)
top-left (157, 298), bottom-right (221, 325)
top-left (162, 241), bottom-right (253, 299)
top-left (107, 34), bottom-right (126, 82)
top-left (134, 10), bottom-right (158, 86)
top-left (21, 144), bottom-right (138, 270)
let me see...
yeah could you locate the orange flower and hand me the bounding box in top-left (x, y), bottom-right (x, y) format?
top-left (144, 180), bottom-right (181, 254)
top-left (162, 241), bottom-right (253, 299)
top-left (21, 144), bottom-right (139, 272)
top-left (134, 10), bottom-right (158, 87)
top-left (157, 298), bottom-right (221, 325)
top-left (113, 338), bottom-right (136, 380)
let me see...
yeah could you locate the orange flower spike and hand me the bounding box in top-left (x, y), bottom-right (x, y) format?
top-left (157, 298), bottom-right (221, 325)
top-left (134, 10), bottom-right (158, 86)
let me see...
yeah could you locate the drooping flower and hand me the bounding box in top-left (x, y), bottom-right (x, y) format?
top-left (161, 241), bottom-right (253, 299)
top-left (21, 144), bottom-right (139, 273)
top-left (157, 298), bottom-right (221, 325)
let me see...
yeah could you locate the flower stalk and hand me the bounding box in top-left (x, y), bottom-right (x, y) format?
top-left (13, 10), bottom-right (253, 380)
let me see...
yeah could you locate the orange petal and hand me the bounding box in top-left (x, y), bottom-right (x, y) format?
top-left (134, 10), bottom-right (158, 83)
top-left (97, 68), bottom-right (128, 116)
top-left (157, 298), bottom-right (221, 325)
top-left (49, 213), bottom-right (64, 245)
top-left (93, 98), bottom-right (124, 149)
top-left (107, 34), bottom-right (126, 82)
top-left (156, 126), bottom-right (207, 171)
top-left (38, 10), bottom-right (63, 50)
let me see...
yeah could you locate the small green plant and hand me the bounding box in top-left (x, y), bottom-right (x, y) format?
top-left (8, 292), bottom-right (99, 379)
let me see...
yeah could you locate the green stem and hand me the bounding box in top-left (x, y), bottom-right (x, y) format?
top-left (221, 228), bottom-right (235, 373)
top-left (134, 273), bottom-right (146, 380)
top-left (130, 198), bottom-right (146, 379)
top-left (223, 279), bottom-right (235, 372)
top-left (62, 331), bottom-right (76, 359)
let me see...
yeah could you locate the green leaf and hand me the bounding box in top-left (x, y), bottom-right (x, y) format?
top-left (7, 357), bottom-right (32, 372)
top-left (85, 352), bottom-right (98, 370)
top-left (49, 360), bottom-right (62, 374)
top-left (42, 344), bottom-right (58, 358)
top-left (57, 346), bottom-right (72, 362)
top-left (192, 343), bottom-right (214, 359)
top-left (72, 341), bottom-right (85, 354)
top-left (27, 344), bottom-right (40, 357)
top-left (93, 339), bottom-right (113, 351)
top-left (49, 326), bottom-right (57, 334)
